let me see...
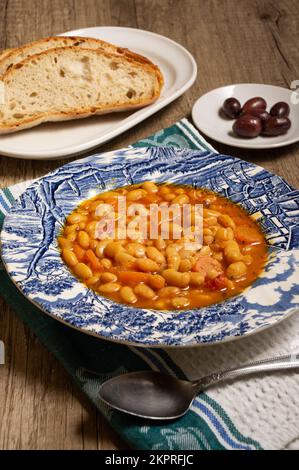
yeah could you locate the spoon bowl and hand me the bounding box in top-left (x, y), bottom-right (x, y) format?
top-left (99, 371), bottom-right (194, 420)
top-left (99, 354), bottom-right (299, 420)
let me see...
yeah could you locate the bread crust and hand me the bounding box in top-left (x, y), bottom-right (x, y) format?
top-left (0, 36), bottom-right (164, 87)
top-left (0, 101), bottom-right (156, 134)
top-left (0, 47), bottom-right (15, 62)
top-left (0, 46), bottom-right (163, 134)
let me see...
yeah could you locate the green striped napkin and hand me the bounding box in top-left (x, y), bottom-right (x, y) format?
top-left (2, 119), bottom-right (295, 450)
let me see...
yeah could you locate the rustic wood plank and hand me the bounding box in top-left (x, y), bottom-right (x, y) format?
top-left (0, 0), bottom-right (298, 450)
top-left (0, 301), bottom-right (125, 449)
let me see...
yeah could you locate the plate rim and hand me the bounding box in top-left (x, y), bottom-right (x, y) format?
top-left (192, 83), bottom-right (299, 149)
top-left (0, 26), bottom-right (197, 159)
top-left (1, 146), bottom-right (298, 347)
top-left (1, 250), bottom-right (297, 349)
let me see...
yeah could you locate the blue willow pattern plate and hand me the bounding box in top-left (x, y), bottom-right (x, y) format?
top-left (1, 147), bottom-right (299, 347)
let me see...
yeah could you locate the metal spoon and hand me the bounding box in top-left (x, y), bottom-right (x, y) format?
top-left (99, 353), bottom-right (299, 420)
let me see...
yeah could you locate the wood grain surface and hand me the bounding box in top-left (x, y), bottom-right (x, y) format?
top-left (0, 0), bottom-right (298, 450)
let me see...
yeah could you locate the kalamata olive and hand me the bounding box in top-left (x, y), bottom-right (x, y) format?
top-left (262, 116), bottom-right (291, 136)
top-left (242, 97), bottom-right (267, 115)
top-left (270, 101), bottom-right (290, 118)
top-left (250, 109), bottom-right (270, 126)
top-left (222, 97), bottom-right (241, 118)
top-left (233, 115), bottom-right (262, 138)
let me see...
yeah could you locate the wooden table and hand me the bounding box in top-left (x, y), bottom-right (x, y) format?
top-left (0, 0), bottom-right (298, 450)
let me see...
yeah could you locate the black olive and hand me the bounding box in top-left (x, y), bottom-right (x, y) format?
top-left (222, 98), bottom-right (241, 119)
top-left (233, 115), bottom-right (262, 138)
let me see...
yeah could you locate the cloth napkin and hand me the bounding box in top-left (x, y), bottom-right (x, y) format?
top-left (0, 118), bottom-right (299, 450)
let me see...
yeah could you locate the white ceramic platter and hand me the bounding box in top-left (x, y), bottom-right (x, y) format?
top-left (192, 83), bottom-right (299, 149)
top-left (0, 27), bottom-right (197, 160)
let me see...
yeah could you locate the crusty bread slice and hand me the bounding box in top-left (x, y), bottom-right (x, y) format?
top-left (0, 47), bottom-right (16, 63)
top-left (0, 36), bottom-right (162, 80)
top-left (0, 46), bottom-right (163, 134)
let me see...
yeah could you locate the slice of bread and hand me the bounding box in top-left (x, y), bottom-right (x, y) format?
top-left (0, 36), bottom-right (161, 78)
top-left (0, 46), bottom-right (163, 134)
top-left (0, 47), bottom-right (16, 63)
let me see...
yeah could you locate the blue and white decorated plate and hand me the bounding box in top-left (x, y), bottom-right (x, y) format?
top-left (1, 147), bottom-right (299, 347)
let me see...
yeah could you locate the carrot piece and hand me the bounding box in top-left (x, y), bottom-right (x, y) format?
top-left (234, 226), bottom-right (263, 244)
top-left (118, 271), bottom-right (149, 286)
top-left (85, 249), bottom-right (103, 271)
top-left (73, 244), bottom-right (86, 262)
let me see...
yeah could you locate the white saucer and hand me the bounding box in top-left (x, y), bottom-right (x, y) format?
top-left (192, 83), bottom-right (299, 149)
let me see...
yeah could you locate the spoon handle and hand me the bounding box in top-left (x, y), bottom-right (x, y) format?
top-left (192, 353), bottom-right (299, 393)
